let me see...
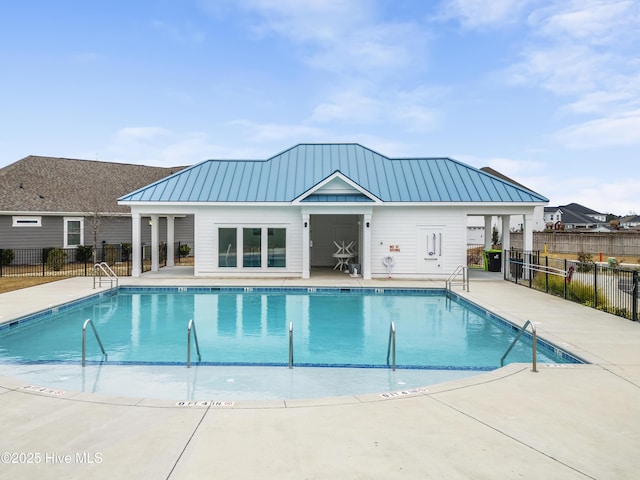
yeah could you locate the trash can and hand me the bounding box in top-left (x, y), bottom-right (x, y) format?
top-left (485, 249), bottom-right (502, 272)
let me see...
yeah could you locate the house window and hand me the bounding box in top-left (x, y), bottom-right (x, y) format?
top-left (219, 228), bottom-right (237, 267)
top-left (12, 216), bottom-right (42, 227)
top-left (268, 228), bottom-right (286, 267)
top-left (64, 217), bottom-right (83, 248)
top-left (243, 228), bottom-right (261, 267)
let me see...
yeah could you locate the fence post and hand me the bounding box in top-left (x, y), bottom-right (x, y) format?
top-left (633, 270), bottom-right (638, 322)
top-left (563, 259), bottom-right (567, 299)
top-left (545, 255), bottom-right (549, 293)
top-left (593, 265), bottom-right (598, 309)
top-left (42, 248), bottom-right (46, 277)
top-left (0, 249), bottom-right (2, 277)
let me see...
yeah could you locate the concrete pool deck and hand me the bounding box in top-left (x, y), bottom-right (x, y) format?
top-left (1, 269), bottom-right (639, 479)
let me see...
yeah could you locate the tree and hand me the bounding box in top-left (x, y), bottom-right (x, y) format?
top-left (491, 225), bottom-right (500, 247)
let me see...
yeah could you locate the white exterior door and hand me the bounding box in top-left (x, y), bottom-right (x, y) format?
top-left (417, 226), bottom-right (444, 274)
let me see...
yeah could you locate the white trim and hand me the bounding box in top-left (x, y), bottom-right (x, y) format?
top-left (293, 172), bottom-right (382, 204)
top-left (12, 216), bottom-right (42, 227)
top-left (63, 217), bottom-right (84, 248)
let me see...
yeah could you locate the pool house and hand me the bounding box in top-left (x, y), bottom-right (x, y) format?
top-left (118, 143), bottom-right (548, 279)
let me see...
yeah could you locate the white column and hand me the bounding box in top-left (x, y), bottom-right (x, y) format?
top-left (523, 214), bottom-right (534, 252)
top-left (166, 215), bottom-right (175, 267)
top-left (302, 213), bottom-right (310, 279)
top-left (501, 215), bottom-right (511, 274)
top-left (484, 215), bottom-right (493, 249)
top-left (523, 214), bottom-right (534, 279)
top-left (151, 214), bottom-right (159, 272)
top-left (131, 213), bottom-right (141, 277)
top-left (362, 213), bottom-right (372, 280)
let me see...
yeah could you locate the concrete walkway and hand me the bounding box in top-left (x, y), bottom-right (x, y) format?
top-left (1, 271), bottom-right (639, 479)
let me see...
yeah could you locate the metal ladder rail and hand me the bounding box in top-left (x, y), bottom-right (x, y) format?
top-left (288, 322), bottom-right (293, 369)
top-left (93, 262), bottom-right (118, 290)
top-left (82, 319), bottom-right (107, 367)
top-left (187, 319), bottom-right (202, 368)
top-left (386, 321), bottom-right (396, 371)
top-left (500, 320), bottom-right (538, 372)
top-left (446, 265), bottom-right (469, 292)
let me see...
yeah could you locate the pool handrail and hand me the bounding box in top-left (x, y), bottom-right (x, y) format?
top-left (386, 321), bottom-right (396, 371)
top-left (93, 262), bottom-right (118, 291)
top-left (187, 319), bottom-right (201, 368)
top-left (446, 265), bottom-right (469, 292)
top-left (500, 320), bottom-right (538, 372)
top-left (82, 318), bottom-right (107, 367)
top-left (288, 321), bottom-right (293, 369)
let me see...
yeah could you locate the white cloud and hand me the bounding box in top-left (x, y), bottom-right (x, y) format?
top-left (508, 45), bottom-right (611, 95)
top-left (547, 177), bottom-right (640, 215)
top-left (497, 1), bottom-right (640, 150)
top-left (531, 0), bottom-right (638, 45)
top-left (204, 0), bottom-right (429, 77)
top-left (437, 0), bottom-right (534, 28)
top-left (100, 128), bottom-right (223, 166)
top-left (555, 110), bottom-right (640, 148)
top-left (310, 87), bottom-right (441, 132)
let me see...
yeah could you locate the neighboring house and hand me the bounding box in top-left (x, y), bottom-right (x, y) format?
top-left (620, 214), bottom-right (640, 229)
top-left (0, 156), bottom-right (191, 253)
top-left (543, 207), bottom-right (564, 228)
top-left (467, 167), bottom-right (546, 243)
top-left (119, 144), bottom-right (549, 280)
top-left (543, 203), bottom-right (608, 230)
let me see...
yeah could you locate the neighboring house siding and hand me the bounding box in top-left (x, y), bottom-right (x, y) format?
top-left (0, 214), bottom-right (194, 251)
top-left (1, 215), bottom-right (64, 249)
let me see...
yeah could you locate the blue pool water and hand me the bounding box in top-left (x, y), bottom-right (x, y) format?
top-left (0, 287), bottom-right (583, 400)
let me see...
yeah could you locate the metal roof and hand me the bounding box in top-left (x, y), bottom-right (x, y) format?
top-left (118, 144), bottom-right (548, 204)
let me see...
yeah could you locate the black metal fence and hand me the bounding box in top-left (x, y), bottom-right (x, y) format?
top-left (505, 249), bottom-right (639, 322)
top-left (0, 242), bottom-right (192, 278)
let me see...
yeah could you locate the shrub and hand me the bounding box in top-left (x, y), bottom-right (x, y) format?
top-left (104, 244), bottom-right (119, 265)
top-left (76, 245), bottom-right (93, 263)
top-left (0, 249), bottom-right (14, 266)
top-left (567, 281), bottom-right (607, 307)
top-left (576, 251), bottom-right (594, 272)
top-left (121, 243), bottom-right (131, 261)
top-left (179, 244), bottom-right (191, 258)
top-left (45, 248), bottom-right (67, 271)
top-left (532, 272), bottom-right (608, 308)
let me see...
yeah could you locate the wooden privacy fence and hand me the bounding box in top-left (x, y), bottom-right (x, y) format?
top-left (510, 232), bottom-right (640, 259)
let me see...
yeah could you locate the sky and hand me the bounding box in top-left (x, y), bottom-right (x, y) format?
top-left (1, 0), bottom-right (638, 216)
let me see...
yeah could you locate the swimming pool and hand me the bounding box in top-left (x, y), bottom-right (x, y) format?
top-left (0, 287), bottom-right (583, 400)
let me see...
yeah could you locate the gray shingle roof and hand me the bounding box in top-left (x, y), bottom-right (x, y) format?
top-left (0, 156), bottom-right (185, 214)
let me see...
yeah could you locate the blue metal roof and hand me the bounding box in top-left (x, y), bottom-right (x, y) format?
top-left (118, 144), bottom-right (548, 203)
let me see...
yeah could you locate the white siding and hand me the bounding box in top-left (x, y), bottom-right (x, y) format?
top-left (369, 207), bottom-right (466, 279)
top-left (194, 206), bottom-right (303, 277)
